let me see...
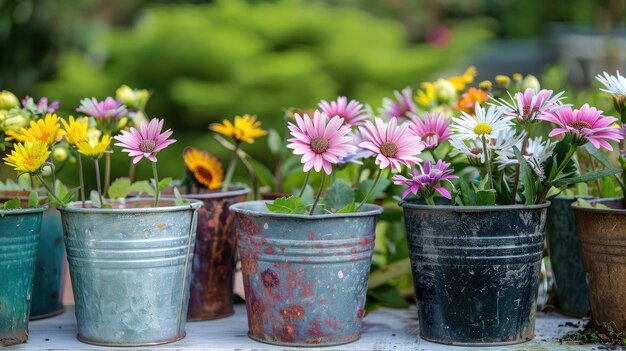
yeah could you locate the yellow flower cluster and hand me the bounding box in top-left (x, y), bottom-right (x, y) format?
top-left (210, 114), bottom-right (267, 144)
top-left (5, 113), bottom-right (66, 146)
top-left (415, 66), bottom-right (477, 108)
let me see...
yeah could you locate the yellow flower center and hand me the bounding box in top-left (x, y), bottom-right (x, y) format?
top-left (38, 132), bottom-right (50, 142)
top-left (24, 156), bottom-right (36, 166)
top-left (567, 120), bottom-right (592, 132)
top-left (139, 140), bottom-right (156, 153)
top-left (310, 137), bottom-right (329, 154)
top-left (473, 123), bottom-right (492, 135)
top-left (380, 142), bottom-right (398, 157)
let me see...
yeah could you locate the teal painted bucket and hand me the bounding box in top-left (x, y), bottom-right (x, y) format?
top-left (60, 198), bottom-right (201, 346)
top-left (0, 206), bottom-right (46, 347)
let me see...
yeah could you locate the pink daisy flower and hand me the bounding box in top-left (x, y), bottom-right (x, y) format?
top-left (379, 87), bottom-right (418, 120)
top-left (497, 88), bottom-right (566, 123)
top-left (77, 97), bottom-right (128, 120)
top-left (318, 96), bottom-right (369, 127)
top-left (538, 104), bottom-right (624, 150)
top-left (113, 118), bottom-right (176, 164)
top-left (393, 160), bottom-right (457, 199)
top-left (287, 111), bottom-right (357, 175)
top-left (408, 112), bottom-right (451, 149)
top-left (358, 117), bottom-right (424, 171)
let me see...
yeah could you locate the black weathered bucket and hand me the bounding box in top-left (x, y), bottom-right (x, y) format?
top-left (400, 201), bottom-right (549, 346)
top-left (546, 196), bottom-right (590, 317)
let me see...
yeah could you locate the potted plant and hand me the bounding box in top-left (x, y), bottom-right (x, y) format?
top-left (396, 74), bottom-right (622, 346)
top-left (572, 70), bottom-right (626, 335)
top-left (0, 136), bottom-right (53, 346)
top-left (181, 114), bottom-right (266, 321)
top-left (56, 111), bottom-right (202, 346)
top-left (231, 101), bottom-right (421, 346)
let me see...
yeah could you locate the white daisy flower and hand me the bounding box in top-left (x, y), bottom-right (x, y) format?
top-left (450, 129), bottom-right (522, 165)
top-left (495, 135), bottom-right (556, 180)
top-left (596, 71), bottom-right (626, 97)
top-left (450, 137), bottom-right (485, 163)
top-left (451, 102), bottom-right (514, 141)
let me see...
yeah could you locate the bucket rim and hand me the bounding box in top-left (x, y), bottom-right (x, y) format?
top-left (0, 204), bottom-right (48, 215)
top-left (59, 197), bottom-right (202, 214)
top-left (181, 186), bottom-right (250, 200)
top-left (399, 200), bottom-right (550, 212)
top-left (571, 197), bottom-right (626, 214)
top-left (230, 200), bottom-right (383, 219)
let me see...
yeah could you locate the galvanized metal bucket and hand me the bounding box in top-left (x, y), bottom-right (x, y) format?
top-left (400, 201), bottom-right (549, 346)
top-left (231, 201), bottom-right (383, 347)
top-left (59, 198), bottom-right (202, 346)
top-left (546, 196), bottom-right (591, 317)
top-left (183, 187), bottom-right (249, 321)
top-left (0, 206), bottom-right (46, 347)
top-left (0, 193), bottom-right (66, 319)
top-left (573, 198), bottom-right (626, 335)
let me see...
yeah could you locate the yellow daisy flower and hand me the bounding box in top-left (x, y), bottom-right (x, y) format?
top-left (415, 82), bottom-right (436, 107)
top-left (448, 66), bottom-right (477, 91)
top-left (183, 147), bottom-right (224, 190)
top-left (77, 135), bottom-right (111, 159)
top-left (6, 113), bottom-right (66, 146)
top-left (3, 141), bottom-right (51, 174)
top-left (210, 114), bottom-right (267, 144)
top-left (61, 115), bottom-right (89, 147)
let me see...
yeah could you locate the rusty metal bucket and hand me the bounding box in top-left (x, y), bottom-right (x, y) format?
top-left (0, 206), bottom-right (46, 347)
top-left (231, 200), bottom-right (383, 347)
top-left (573, 197), bottom-right (626, 335)
top-left (400, 200), bottom-right (549, 346)
top-left (183, 187), bottom-right (249, 321)
top-left (59, 198), bottom-right (201, 346)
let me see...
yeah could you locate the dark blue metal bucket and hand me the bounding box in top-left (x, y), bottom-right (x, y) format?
top-left (231, 200), bottom-right (383, 347)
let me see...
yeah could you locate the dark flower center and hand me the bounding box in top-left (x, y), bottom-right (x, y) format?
top-left (310, 137), bottom-right (329, 154)
top-left (380, 142), bottom-right (398, 157)
top-left (470, 147), bottom-right (483, 155)
top-left (139, 139), bottom-right (156, 153)
top-left (567, 120), bottom-right (592, 132)
top-left (195, 166), bottom-right (213, 182)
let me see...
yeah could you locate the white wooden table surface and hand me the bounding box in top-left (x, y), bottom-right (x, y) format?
top-left (7, 305), bottom-right (595, 351)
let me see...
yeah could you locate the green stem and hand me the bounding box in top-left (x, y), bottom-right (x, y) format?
top-left (298, 171), bottom-right (310, 197)
top-left (425, 196), bottom-right (436, 206)
top-left (103, 151), bottom-right (111, 197)
top-left (510, 134), bottom-right (529, 205)
top-left (538, 146), bottom-right (578, 204)
top-left (152, 161), bottom-right (160, 208)
top-left (77, 153), bottom-right (86, 208)
top-left (482, 136), bottom-right (494, 190)
top-left (94, 158), bottom-right (104, 206)
top-left (36, 174), bottom-right (63, 205)
top-left (309, 172), bottom-right (326, 215)
top-left (49, 155), bottom-right (56, 191)
top-left (221, 142), bottom-right (240, 192)
top-left (354, 164), bottom-right (364, 184)
top-left (357, 168), bottom-right (382, 211)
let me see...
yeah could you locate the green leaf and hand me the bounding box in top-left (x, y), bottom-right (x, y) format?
top-left (265, 196), bottom-right (307, 214)
top-left (456, 177), bottom-right (476, 206)
top-left (27, 191), bottom-right (38, 208)
top-left (553, 168), bottom-right (622, 187)
top-left (46, 192), bottom-right (64, 207)
top-left (585, 143), bottom-right (613, 169)
top-left (247, 158), bottom-right (275, 189)
top-left (299, 184), bottom-right (314, 207)
top-left (513, 146), bottom-right (537, 205)
top-left (108, 177), bottom-right (132, 199)
top-left (157, 177), bottom-right (172, 192)
top-left (367, 284), bottom-right (410, 308)
top-left (267, 129), bottom-right (282, 155)
top-left (129, 180), bottom-right (156, 196)
top-left (544, 139), bottom-right (577, 183)
top-left (357, 178), bottom-right (390, 203)
top-left (90, 190), bottom-right (102, 208)
top-left (476, 190), bottom-right (496, 206)
top-left (577, 198), bottom-right (611, 210)
top-left (174, 187), bottom-right (189, 206)
top-left (336, 202), bottom-right (355, 214)
top-left (324, 179), bottom-right (355, 211)
top-left (601, 177), bottom-right (616, 198)
top-left (2, 197), bottom-right (21, 210)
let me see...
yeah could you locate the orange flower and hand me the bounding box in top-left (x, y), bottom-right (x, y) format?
top-left (455, 87), bottom-right (489, 114)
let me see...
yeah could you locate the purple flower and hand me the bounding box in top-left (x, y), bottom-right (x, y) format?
top-left (113, 118), bottom-right (176, 164)
top-left (318, 96), bottom-right (369, 127)
top-left (497, 88), bottom-right (566, 123)
top-left (21, 96), bottom-right (60, 114)
top-left (76, 97), bottom-right (128, 120)
top-left (393, 160), bottom-right (457, 200)
top-left (379, 87), bottom-right (418, 120)
top-left (358, 117), bottom-right (424, 171)
top-left (408, 111), bottom-right (451, 149)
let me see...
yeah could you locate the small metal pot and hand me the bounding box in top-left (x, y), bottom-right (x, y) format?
top-left (0, 206), bottom-right (46, 347)
top-left (231, 201), bottom-right (383, 347)
top-left (183, 187), bottom-right (249, 321)
top-left (59, 198), bottom-right (201, 346)
top-left (400, 201), bottom-right (549, 346)
top-left (573, 198), bottom-right (626, 335)
top-left (546, 196), bottom-right (591, 317)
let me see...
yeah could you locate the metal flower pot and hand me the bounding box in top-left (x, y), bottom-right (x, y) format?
top-left (59, 198), bottom-right (201, 346)
top-left (0, 206), bottom-right (46, 347)
top-left (546, 196), bottom-right (591, 317)
top-left (573, 198), bottom-right (626, 335)
top-left (0, 192), bottom-right (67, 319)
top-left (400, 201), bottom-right (549, 346)
top-left (231, 201), bottom-right (383, 347)
top-left (183, 187), bottom-right (249, 321)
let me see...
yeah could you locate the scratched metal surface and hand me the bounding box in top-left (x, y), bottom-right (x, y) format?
top-left (6, 305), bottom-right (599, 350)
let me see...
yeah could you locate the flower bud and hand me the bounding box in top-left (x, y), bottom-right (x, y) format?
top-left (131, 110), bottom-right (148, 127)
top-left (41, 164), bottom-right (52, 177)
top-left (495, 75), bottom-right (511, 89)
top-left (478, 80), bottom-right (493, 91)
top-left (3, 114), bottom-right (28, 132)
top-left (0, 91), bottom-right (19, 110)
top-left (116, 85), bottom-right (150, 110)
top-left (86, 127), bottom-right (102, 140)
top-left (512, 73), bottom-right (523, 82)
top-left (434, 78), bottom-right (457, 103)
top-left (522, 74), bottom-right (541, 91)
top-left (116, 117), bottom-right (129, 130)
top-left (53, 147), bottom-right (68, 163)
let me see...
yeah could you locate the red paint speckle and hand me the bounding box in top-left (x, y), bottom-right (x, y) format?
top-left (351, 248), bottom-right (357, 254)
top-left (358, 237), bottom-right (370, 247)
top-left (264, 246), bottom-right (275, 254)
top-left (308, 232), bottom-right (315, 240)
top-left (320, 298), bottom-right (326, 304)
top-left (261, 269), bottom-right (280, 288)
top-left (357, 308), bottom-right (364, 319)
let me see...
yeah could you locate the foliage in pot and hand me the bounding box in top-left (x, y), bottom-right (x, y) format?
top-left (393, 72), bottom-right (623, 345)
